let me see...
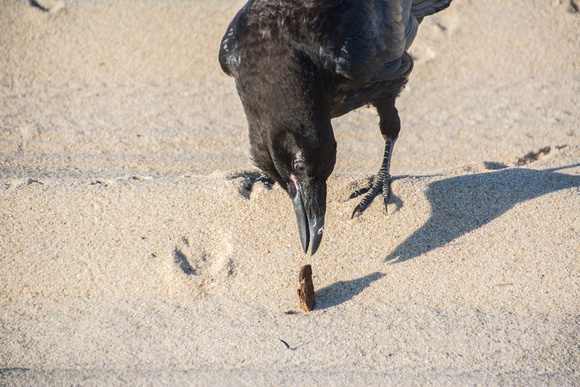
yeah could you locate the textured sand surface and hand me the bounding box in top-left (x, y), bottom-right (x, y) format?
top-left (1, 0), bottom-right (579, 384)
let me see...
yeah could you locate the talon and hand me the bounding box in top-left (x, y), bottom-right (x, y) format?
top-left (350, 204), bottom-right (362, 219)
top-left (350, 182), bottom-right (383, 217)
top-left (349, 187), bottom-right (369, 200)
top-left (382, 176), bottom-right (393, 214)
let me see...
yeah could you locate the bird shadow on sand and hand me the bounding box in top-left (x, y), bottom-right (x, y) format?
top-left (385, 164), bottom-right (580, 263)
top-left (315, 272), bottom-right (385, 310)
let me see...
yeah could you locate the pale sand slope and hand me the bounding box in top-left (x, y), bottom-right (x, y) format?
top-left (1, 0), bottom-right (579, 384)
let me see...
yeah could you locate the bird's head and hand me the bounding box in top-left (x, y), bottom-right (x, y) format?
top-left (234, 45), bottom-right (336, 255)
top-left (251, 121), bottom-right (336, 255)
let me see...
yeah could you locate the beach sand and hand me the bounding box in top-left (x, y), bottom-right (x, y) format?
top-left (1, 0), bottom-right (579, 384)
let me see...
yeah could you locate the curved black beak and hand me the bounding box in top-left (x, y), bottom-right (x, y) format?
top-left (292, 180), bottom-right (326, 255)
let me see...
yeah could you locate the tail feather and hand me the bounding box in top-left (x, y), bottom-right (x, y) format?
top-left (411, 0), bottom-right (452, 18)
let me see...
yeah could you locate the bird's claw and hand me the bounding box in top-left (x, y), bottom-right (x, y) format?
top-left (383, 178), bottom-right (393, 211)
top-left (349, 175), bottom-right (392, 219)
top-left (348, 186), bottom-right (370, 200)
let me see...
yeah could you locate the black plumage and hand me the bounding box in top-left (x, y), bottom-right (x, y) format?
top-left (219, 0), bottom-right (452, 255)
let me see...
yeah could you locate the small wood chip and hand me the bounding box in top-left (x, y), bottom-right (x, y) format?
top-left (298, 264), bottom-right (315, 311)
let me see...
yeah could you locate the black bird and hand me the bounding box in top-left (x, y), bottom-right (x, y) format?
top-left (219, 0), bottom-right (452, 255)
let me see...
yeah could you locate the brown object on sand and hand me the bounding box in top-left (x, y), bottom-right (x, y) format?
top-left (298, 265), bottom-right (315, 311)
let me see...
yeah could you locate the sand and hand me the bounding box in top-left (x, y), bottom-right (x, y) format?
top-left (1, 0), bottom-right (579, 384)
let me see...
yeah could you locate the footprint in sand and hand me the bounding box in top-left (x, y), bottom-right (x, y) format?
top-left (170, 233), bottom-right (235, 291)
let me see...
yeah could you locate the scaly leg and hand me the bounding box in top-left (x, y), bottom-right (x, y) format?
top-left (350, 138), bottom-right (396, 218)
top-left (350, 101), bottom-right (401, 218)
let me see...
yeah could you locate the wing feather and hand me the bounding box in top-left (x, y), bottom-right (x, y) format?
top-left (334, 0), bottom-right (418, 83)
top-left (219, 0), bottom-right (452, 83)
top-left (411, 0), bottom-right (452, 18)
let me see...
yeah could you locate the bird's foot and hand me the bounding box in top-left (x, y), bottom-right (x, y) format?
top-left (349, 174), bottom-right (392, 218)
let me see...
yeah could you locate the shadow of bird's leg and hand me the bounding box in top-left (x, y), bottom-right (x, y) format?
top-left (350, 101), bottom-right (400, 218)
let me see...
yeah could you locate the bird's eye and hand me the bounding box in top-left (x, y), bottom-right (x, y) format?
top-left (294, 160), bottom-right (306, 173)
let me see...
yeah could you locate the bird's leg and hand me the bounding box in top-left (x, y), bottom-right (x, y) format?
top-left (350, 101), bottom-right (400, 218)
top-left (350, 138), bottom-right (396, 218)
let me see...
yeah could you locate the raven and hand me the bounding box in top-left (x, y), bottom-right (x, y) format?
top-left (219, 0), bottom-right (452, 255)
